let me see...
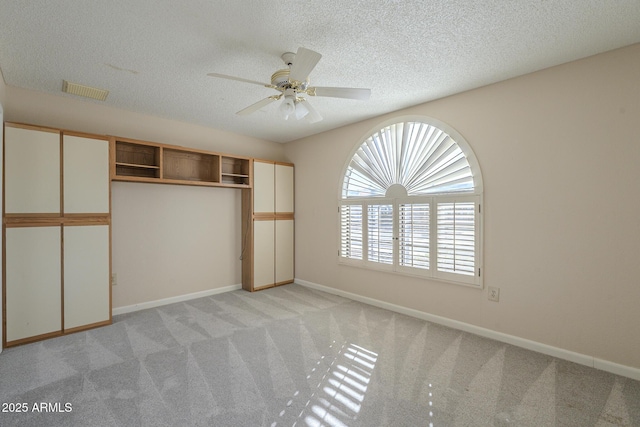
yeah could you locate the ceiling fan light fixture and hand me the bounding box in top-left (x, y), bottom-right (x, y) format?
top-left (207, 46), bottom-right (368, 125)
top-left (294, 100), bottom-right (309, 120)
top-left (303, 99), bottom-right (323, 124)
top-left (279, 96), bottom-right (296, 119)
top-left (271, 69), bottom-right (290, 87)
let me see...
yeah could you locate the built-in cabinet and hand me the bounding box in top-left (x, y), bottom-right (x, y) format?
top-left (3, 123), bottom-right (111, 347)
top-left (242, 160), bottom-right (294, 291)
top-left (111, 137), bottom-right (251, 188)
top-left (5, 226), bottom-right (61, 342)
top-left (2, 122), bottom-right (294, 347)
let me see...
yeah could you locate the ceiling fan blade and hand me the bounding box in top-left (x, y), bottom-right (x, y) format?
top-left (236, 96), bottom-right (279, 115)
top-left (309, 86), bottom-right (371, 100)
top-left (289, 47), bottom-right (322, 83)
top-left (300, 99), bottom-right (323, 123)
top-left (207, 72), bottom-right (272, 88)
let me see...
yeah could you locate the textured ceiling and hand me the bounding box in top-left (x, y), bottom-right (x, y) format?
top-left (1, 1), bottom-right (639, 143)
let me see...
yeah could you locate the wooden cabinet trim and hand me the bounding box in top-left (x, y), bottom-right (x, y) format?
top-left (4, 122), bottom-right (60, 134)
top-left (3, 123), bottom-right (112, 348)
top-left (112, 136), bottom-right (252, 188)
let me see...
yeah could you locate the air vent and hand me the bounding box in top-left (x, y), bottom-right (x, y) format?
top-left (62, 80), bottom-right (109, 101)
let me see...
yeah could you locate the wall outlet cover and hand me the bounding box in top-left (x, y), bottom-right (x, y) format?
top-left (488, 286), bottom-right (500, 302)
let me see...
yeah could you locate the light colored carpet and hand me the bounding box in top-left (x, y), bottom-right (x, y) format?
top-left (0, 284), bottom-right (638, 426)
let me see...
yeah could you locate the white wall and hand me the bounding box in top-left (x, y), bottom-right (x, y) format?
top-left (284, 43), bottom-right (640, 370)
top-left (3, 87), bottom-right (285, 309)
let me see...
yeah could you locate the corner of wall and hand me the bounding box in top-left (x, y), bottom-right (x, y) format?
top-left (0, 65), bottom-right (7, 107)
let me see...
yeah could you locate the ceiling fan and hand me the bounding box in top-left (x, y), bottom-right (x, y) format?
top-left (207, 47), bottom-right (371, 123)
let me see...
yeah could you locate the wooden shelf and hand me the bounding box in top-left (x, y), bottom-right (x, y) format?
top-left (163, 149), bottom-right (218, 182)
top-left (114, 141), bottom-right (160, 179)
top-left (111, 138), bottom-right (252, 188)
top-left (221, 156), bottom-right (251, 186)
top-left (115, 162), bottom-right (160, 169)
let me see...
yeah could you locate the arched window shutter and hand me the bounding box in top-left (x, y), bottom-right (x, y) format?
top-left (340, 119), bottom-right (483, 287)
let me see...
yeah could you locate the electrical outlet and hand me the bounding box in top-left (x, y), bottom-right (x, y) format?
top-left (111, 273), bottom-right (117, 286)
top-left (488, 286), bottom-right (500, 302)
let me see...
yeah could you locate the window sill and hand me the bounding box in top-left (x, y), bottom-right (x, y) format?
top-left (337, 257), bottom-right (483, 289)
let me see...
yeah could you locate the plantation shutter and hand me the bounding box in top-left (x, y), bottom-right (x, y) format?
top-left (436, 200), bottom-right (477, 277)
top-left (340, 119), bottom-right (482, 286)
top-left (343, 122), bottom-right (474, 198)
top-left (367, 204), bottom-right (393, 264)
top-left (340, 204), bottom-right (363, 260)
top-left (398, 202), bottom-right (430, 270)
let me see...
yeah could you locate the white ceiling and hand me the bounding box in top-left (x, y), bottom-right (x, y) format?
top-left (1, 1), bottom-right (639, 143)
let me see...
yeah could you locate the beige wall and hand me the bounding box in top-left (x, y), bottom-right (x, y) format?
top-left (284, 43), bottom-right (640, 369)
top-left (4, 86), bottom-right (285, 159)
top-left (0, 69), bottom-right (6, 106)
top-left (3, 87), bottom-right (285, 308)
top-left (110, 182), bottom-right (241, 308)
top-left (0, 72), bottom-right (4, 351)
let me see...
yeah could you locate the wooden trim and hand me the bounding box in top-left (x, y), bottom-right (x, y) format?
top-left (4, 330), bottom-right (63, 348)
top-left (253, 159), bottom-right (274, 165)
top-left (4, 217), bottom-right (63, 227)
top-left (252, 283), bottom-right (276, 292)
top-left (60, 225), bottom-right (65, 337)
top-left (111, 135), bottom-right (253, 160)
top-left (4, 122), bottom-right (60, 134)
top-left (214, 182), bottom-right (251, 189)
top-left (109, 137), bottom-right (117, 180)
top-left (253, 212), bottom-right (275, 221)
top-left (4, 213), bottom-right (61, 218)
top-left (63, 213), bottom-right (110, 219)
top-left (275, 161), bottom-right (295, 167)
top-left (111, 175), bottom-right (160, 184)
top-left (275, 213), bottom-right (295, 220)
top-left (108, 149), bottom-right (113, 325)
top-left (275, 279), bottom-right (294, 287)
top-left (4, 216), bottom-right (110, 227)
top-left (158, 146), bottom-right (164, 179)
top-left (61, 130), bottom-right (110, 141)
top-left (253, 213), bottom-right (294, 221)
top-left (6, 122), bottom-right (110, 141)
top-left (63, 319), bottom-right (111, 335)
top-left (111, 173), bottom-right (250, 189)
top-left (61, 217), bottom-right (111, 226)
top-left (60, 132), bottom-right (64, 217)
top-left (253, 158), bottom-right (294, 168)
top-left (241, 188), bottom-right (254, 291)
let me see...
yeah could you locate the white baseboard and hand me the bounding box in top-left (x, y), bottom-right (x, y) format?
top-left (112, 284), bottom-right (242, 316)
top-left (295, 278), bottom-right (640, 381)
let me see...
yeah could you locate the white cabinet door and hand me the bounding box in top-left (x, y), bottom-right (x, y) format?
top-left (254, 161), bottom-right (275, 213)
top-left (275, 219), bottom-right (294, 284)
top-left (275, 164), bottom-right (294, 213)
top-left (5, 227), bottom-right (62, 342)
top-left (4, 126), bottom-right (60, 214)
top-left (64, 225), bottom-right (110, 330)
top-left (63, 135), bottom-right (110, 214)
top-left (254, 220), bottom-right (275, 288)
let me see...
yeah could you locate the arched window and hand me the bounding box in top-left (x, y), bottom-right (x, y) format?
top-left (339, 118), bottom-right (483, 287)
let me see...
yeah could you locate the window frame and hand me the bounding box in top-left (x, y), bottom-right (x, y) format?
top-left (338, 116), bottom-right (483, 288)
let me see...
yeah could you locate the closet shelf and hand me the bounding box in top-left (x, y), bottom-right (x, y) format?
top-left (115, 162), bottom-right (160, 169)
top-left (111, 138), bottom-right (252, 188)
